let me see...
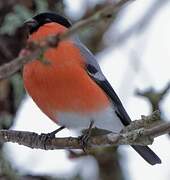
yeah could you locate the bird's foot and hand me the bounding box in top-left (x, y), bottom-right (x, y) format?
top-left (78, 121), bottom-right (94, 153)
top-left (39, 126), bottom-right (65, 149)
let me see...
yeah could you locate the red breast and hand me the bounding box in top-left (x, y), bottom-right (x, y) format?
top-left (23, 23), bottom-right (110, 122)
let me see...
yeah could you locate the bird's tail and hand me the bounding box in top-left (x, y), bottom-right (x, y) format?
top-left (132, 145), bottom-right (161, 165)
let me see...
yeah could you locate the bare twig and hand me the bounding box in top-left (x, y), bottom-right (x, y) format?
top-left (0, 0), bottom-right (133, 81)
top-left (0, 111), bottom-right (168, 150)
top-left (136, 82), bottom-right (170, 112)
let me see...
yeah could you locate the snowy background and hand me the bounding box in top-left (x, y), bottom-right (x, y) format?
top-left (4, 0), bottom-right (170, 180)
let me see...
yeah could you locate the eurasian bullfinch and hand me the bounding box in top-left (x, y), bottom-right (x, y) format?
top-left (22, 12), bottom-right (161, 165)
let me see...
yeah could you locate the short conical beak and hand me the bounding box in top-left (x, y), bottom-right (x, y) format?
top-left (24, 18), bottom-right (38, 33)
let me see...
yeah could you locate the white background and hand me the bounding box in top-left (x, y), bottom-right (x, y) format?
top-left (5, 0), bottom-right (170, 179)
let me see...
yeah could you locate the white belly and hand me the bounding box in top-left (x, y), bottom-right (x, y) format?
top-left (57, 106), bottom-right (124, 133)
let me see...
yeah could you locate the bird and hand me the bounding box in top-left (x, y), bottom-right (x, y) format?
top-left (22, 12), bottom-right (161, 165)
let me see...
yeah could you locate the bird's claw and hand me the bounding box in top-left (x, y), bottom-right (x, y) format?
top-left (78, 121), bottom-right (94, 152)
top-left (39, 126), bottom-right (65, 149)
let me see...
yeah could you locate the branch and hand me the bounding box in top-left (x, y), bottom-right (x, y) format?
top-left (0, 111), bottom-right (168, 150)
top-left (122, 110), bottom-right (161, 132)
top-left (136, 82), bottom-right (170, 111)
top-left (0, 0), bottom-right (133, 81)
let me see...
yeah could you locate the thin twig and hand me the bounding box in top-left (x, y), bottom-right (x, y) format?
top-left (0, 0), bottom-right (133, 81)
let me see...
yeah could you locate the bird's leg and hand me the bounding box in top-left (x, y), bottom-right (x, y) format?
top-left (39, 126), bottom-right (65, 149)
top-left (78, 120), bottom-right (94, 152)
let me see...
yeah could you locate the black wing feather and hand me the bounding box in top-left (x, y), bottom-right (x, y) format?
top-left (87, 67), bottom-right (161, 165)
top-left (77, 41), bottom-right (161, 165)
top-left (97, 79), bottom-right (131, 126)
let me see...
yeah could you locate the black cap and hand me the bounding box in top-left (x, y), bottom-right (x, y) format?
top-left (24, 12), bottom-right (72, 34)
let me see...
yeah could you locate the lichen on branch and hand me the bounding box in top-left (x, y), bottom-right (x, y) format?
top-left (0, 111), bottom-right (168, 150)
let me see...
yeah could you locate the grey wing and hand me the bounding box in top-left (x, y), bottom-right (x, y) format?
top-left (74, 40), bottom-right (131, 126)
top-left (74, 40), bottom-right (162, 165)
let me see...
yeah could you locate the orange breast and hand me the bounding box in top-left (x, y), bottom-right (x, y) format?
top-left (23, 23), bottom-right (110, 121)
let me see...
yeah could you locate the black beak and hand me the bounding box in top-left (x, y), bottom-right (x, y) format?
top-left (24, 19), bottom-right (38, 34)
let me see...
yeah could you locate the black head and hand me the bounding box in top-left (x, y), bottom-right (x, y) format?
top-left (24, 12), bottom-right (72, 34)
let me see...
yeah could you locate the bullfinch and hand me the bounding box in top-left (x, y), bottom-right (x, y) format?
top-left (22, 12), bottom-right (161, 165)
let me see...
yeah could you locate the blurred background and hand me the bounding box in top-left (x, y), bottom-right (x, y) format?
top-left (0, 0), bottom-right (170, 179)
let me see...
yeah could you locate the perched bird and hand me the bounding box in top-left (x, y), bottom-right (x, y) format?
top-left (22, 12), bottom-right (161, 165)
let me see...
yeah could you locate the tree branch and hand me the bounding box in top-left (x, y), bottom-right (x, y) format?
top-left (0, 0), bottom-right (133, 81)
top-left (0, 111), bottom-right (168, 150)
top-left (136, 82), bottom-right (170, 112)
